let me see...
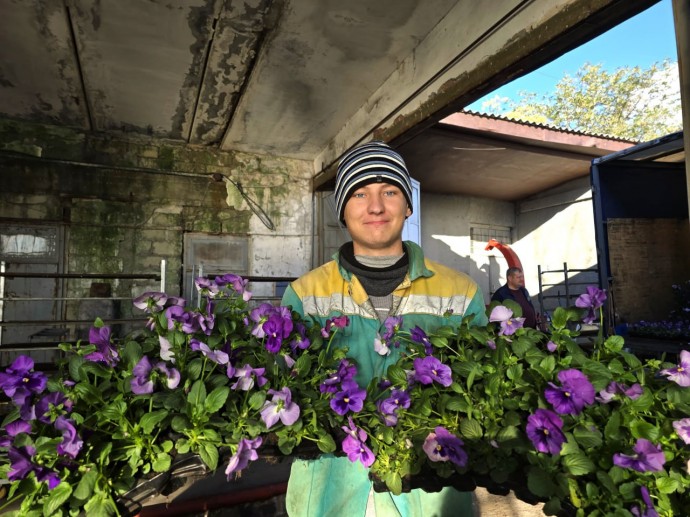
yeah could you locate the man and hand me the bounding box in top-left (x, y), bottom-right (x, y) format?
top-left (281, 141), bottom-right (487, 516)
top-left (491, 267), bottom-right (537, 328)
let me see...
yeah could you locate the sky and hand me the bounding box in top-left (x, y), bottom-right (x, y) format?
top-left (467, 0), bottom-right (678, 113)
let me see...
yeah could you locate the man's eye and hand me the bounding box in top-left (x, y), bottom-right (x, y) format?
top-left (352, 192), bottom-right (366, 198)
top-left (384, 190), bottom-right (397, 196)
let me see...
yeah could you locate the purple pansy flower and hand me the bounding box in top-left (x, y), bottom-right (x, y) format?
top-left (613, 439), bottom-right (666, 472)
top-left (544, 369), bottom-right (595, 415)
top-left (379, 389), bottom-right (411, 415)
top-left (546, 340), bottom-right (558, 352)
top-left (159, 335), bottom-right (175, 363)
top-left (35, 392), bottom-right (72, 424)
top-left (486, 339), bottom-right (496, 350)
top-left (85, 326), bottom-right (120, 367)
top-left (660, 350), bottom-right (690, 387)
top-left (597, 381), bottom-right (643, 403)
top-left (263, 312), bottom-right (293, 353)
top-left (215, 274), bottom-right (253, 301)
top-left (575, 286), bottom-right (607, 324)
top-left (320, 360), bottom-right (357, 394)
top-left (290, 322), bottom-right (310, 352)
top-left (341, 417), bottom-right (375, 467)
top-left (8, 445), bottom-right (61, 489)
top-left (422, 426), bottom-right (468, 467)
top-left (321, 315), bottom-right (350, 337)
top-left (249, 303), bottom-right (274, 338)
top-left (489, 306), bottom-right (525, 336)
top-left (330, 381), bottom-right (366, 416)
top-left (410, 325), bottom-right (433, 355)
top-left (132, 291), bottom-right (168, 312)
top-left (195, 277), bottom-right (220, 297)
top-left (526, 408), bottom-right (567, 454)
top-left (191, 339), bottom-right (229, 365)
top-left (412, 356), bottom-right (452, 387)
top-left (0, 420), bottom-right (33, 447)
top-left (631, 485), bottom-right (659, 517)
top-left (373, 332), bottom-right (390, 356)
top-left (0, 356), bottom-right (47, 406)
top-left (260, 387), bottom-right (300, 429)
top-left (673, 418), bottom-right (690, 444)
top-left (131, 356), bottom-right (181, 395)
top-left (225, 436), bottom-right (262, 478)
top-left (165, 305), bottom-right (201, 334)
top-left (55, 416), bottom-right (83, 459)
top-left (230, 364), bottom-right (267, 391)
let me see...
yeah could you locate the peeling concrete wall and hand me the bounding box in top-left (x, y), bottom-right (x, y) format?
top-left (0, 119), bottom-right (313, 318)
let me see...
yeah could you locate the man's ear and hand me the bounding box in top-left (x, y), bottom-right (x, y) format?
top-left (406, 206), bottom-right (412, 218)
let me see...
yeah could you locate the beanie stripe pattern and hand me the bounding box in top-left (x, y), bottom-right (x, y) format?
top-left (334, 141), bottom-right (413, 223)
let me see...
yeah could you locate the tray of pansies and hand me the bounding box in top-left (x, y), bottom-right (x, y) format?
top-left (1, 276), bottom-right (688, 517)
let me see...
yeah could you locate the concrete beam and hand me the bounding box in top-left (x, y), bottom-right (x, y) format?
top-left (314, 0), bottom-right (656, 188)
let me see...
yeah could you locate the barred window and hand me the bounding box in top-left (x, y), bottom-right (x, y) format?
top-left (470, 225), bottom-right (512, 253)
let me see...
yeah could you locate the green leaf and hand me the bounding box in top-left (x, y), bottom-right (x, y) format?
top-left (248, 390), bottom-right (266, 410)
top-left (84, 493), bottom-right (118, 517)
top-left (188, 379), bottom-right (207, 407)
top-left (68, 355), bottom-right (84, 382)
top-left (539, 354), bottom-right (556, 374)
top-left (604, 410), bottom-right (622, 441)
top-left (204, 386), bottom-right (230, 414)
top-left (630, 419), bottom-right (660, 441)
top-left (527, 466), bottom-right (557, 498)
top-left (603, 335), bottom-right (625, 352)
top-left (595, 470), bottom-right (617, 495)
top-left (317, 432), bottom-right (336, 453)
top-left (506, 364), bottom-right (523, 381)
top-left (459, 418), bottom-right (483, 440)
top-left (656, 475), bottom-right (681, 494)
top-left (386, 365), bottom-right (408, 386)
top-left (42, 480), bottom-right (72, 516)
top-left (385, 471), bottom-right (403, 495)
top-left (562, 452), bottom-right (596, 476)
top-left (186, 358), bottom-right (204, 381)
top-left (73, 469), bottom-right (98, 501)
top-left (551, 307), bottom-right (569, 330)
top-left (199, 442), bottom-right (219, 471)
top-left (171, 415), bottom-right (191, 432)
top-left (581, 360), bottom-right (612, 390)
top-left (295, 354), bottom-right (312, 377)
top-left (153, 452), bottom-right (172, 473)
top-left (140, 409), bottom-right (168, 435)
top-left (573, 425), bottom-right (603, 449)
top-left (445, 396), bottom-right (470, 413)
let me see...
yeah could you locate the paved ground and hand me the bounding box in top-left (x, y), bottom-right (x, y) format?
top-left (474, 488), bottom-right (545, 516)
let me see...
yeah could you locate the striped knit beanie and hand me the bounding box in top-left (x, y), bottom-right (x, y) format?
top-left (334, 141), bottom-right (413, 224)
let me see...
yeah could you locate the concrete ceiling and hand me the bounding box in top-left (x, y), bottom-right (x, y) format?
top-left (0, 0), bottom-right (660, 199)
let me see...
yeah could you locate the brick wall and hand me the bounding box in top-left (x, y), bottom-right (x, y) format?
top-left (607, 218), bottom-right (690, 323)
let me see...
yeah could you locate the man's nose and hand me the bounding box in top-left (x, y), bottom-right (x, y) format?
top-left (368, 194), bottom-right (384, 213)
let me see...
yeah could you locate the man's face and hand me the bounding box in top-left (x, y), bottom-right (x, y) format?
top-left (343, 182), bottom-right (411, 256)
top-left (507, 271), bottom-right (525, 289)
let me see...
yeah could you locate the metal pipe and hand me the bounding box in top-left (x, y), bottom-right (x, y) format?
top-left (0, 318), bottom-right (147, 327)
top-left (0, 272), bottom-right (160, 279)
top-left (138, 482), bottom-right (288, 517)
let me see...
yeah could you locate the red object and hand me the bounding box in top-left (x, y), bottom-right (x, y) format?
top-left (484, 239), bottom-right (523, 271)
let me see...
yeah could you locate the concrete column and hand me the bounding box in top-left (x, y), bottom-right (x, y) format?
top-left (672, 0), bottom-right (690, 210)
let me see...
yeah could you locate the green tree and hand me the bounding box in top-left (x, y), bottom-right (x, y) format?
top-left (500, 60), bottom-right (682, 142)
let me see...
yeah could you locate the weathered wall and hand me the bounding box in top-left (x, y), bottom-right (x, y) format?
top-left (419, 192), bottom-right (515, 304)
top-left (516, 177), bottom-right (599, 313)
top-left (607, 218), bottom-right (690, 323)
top-left (0, 119), bottom-right (313, 320)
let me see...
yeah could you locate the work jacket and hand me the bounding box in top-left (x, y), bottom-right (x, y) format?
top-left (280, 241), bottom-right (487, 516)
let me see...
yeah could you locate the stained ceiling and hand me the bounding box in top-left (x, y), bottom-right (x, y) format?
top-left (0, 0), bottom-right (662, 199)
